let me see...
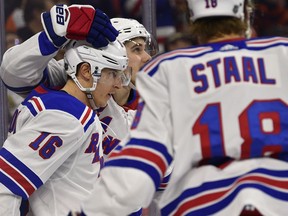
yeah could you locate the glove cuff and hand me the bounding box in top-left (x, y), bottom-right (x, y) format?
top-left (41, 5), bottom-right (68, 48)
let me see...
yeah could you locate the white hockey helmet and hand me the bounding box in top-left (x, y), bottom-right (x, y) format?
top-left (111, 17), bottom-right (158, 56)
top-left (187, 0), bottom-right (245, 22)
top-left (64, 40), bottom-right (129, 92)
top-left (111, 18), bottom-right (149, 43)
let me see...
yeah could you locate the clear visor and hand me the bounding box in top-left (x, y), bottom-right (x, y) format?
top-left (93, 67), bottom-right (132, 87)
top-left (125, 33), bottom-right (159, 57)
top-left (145, 32), bottom-right (159, 57)
top-left (119, 66), bottom-right (132, 86)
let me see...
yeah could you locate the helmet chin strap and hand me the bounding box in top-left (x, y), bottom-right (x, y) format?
top-left (129, 82), bottom-right (136, 90)
top-left (71, 74), bottom-right (100, 111)
top-left (86, 92), bottom-right (99, 111)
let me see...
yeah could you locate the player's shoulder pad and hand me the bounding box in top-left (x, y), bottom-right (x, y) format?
top-left (23, 85), bottom-right (95, 123)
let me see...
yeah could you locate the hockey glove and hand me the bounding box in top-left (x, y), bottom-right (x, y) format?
top-left (41, 4), bottom-right (119, 48)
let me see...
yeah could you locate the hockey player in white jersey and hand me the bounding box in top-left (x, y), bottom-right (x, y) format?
top-left (80, 0), bottom-right (288, 215)
top-left (0, 40), bottom-right (130, 216)
top-left (0, 40), bottom-right (129, 215)
top-left (98, 17), bottom-right (153, 157)
top-left (110, 18), bottom-right (155, 111)
top-left (0, 4), bottom-right (132, 216)
top-left (0, 14), bottom-right (153, 157)
top-left (0, 5), bottom-right (157, 215)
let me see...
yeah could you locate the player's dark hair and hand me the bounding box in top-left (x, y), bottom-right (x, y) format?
top-left (190, 17), bottom-right (247, 44)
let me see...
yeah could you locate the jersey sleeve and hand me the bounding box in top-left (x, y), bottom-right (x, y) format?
top-left (82, 66), bottom-right (174, 215)
top-left (0, 32), bottom-right (67, 97)
top-left (0, 108), bottom-right (85, 201)
top-left (0, 188), bottom-right (22, 216)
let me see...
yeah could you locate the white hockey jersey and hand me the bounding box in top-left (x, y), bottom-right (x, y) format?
top-left (0, 31), bottom-right (169, 215)
top-left (0, 84), bottom-right (103, 216)
top-left (0, 32), bottom-right (132, 215)
top-left (82, 37), bottom-right (288, 216)
top-left (0, 32), bottom-right (132, 156)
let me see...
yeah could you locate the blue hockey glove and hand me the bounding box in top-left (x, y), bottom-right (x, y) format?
top-left (41, 4), bottom-right (119, 48)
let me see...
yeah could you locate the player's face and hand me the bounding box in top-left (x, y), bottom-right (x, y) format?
top-left (92, 68), bottom-right (123, 107)
top-left (124, 37), bottom-right (151, 85)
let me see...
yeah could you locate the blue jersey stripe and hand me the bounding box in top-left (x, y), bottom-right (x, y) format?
top-left (128, 208), bottom-right (142, 216)
top-left (0, 172), bottom-right (28, 199)
top-left (105, 159), bottom-right (162, 189)
top-left (127, 138), bottom-right (173, 165)
top-left (144, 37), bottom-right (288, 77)
top-left (2, 68), bottom-right (49, 94)
top-left (157, 172), bottom-right (171, 191)
top-left (84, 111), bottom-right (96, 132)
top-left (25, 99), bottom-right (39, 116)
top-left (162, 168), bottom-right (288, 215)
top-left (0, 148), bottom-right (43, 188)
top-left (184, 183), bottom-right (288, 216)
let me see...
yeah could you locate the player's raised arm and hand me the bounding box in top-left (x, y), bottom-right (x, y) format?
top-left (0, 4), bottom-right (118, 97)
top-left (0, 40), bottom-right (129, 216)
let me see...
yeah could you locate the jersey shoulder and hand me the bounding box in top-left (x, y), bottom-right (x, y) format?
top-left (22, 85), bottom-right (96, 129)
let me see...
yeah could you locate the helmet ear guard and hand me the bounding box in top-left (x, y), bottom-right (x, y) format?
top-left (64, 41), bottom-right (91, 78)
top-left (120, 66), bottom-right (132, 87)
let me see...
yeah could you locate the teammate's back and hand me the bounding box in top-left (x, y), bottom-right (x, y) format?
top-left (141, 36), bottom-right (288, 163)
top-left (137, 36), bottom-right (288, 215)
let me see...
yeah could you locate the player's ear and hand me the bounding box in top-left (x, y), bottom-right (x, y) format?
top-left (78, 62), bottom-right (92, 80)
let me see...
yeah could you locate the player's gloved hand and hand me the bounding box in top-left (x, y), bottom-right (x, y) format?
top-left (41, 4), bottom-right (119, 48)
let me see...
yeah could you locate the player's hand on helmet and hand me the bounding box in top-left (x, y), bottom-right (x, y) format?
top-left (41, 4), bottom-right (119, 48)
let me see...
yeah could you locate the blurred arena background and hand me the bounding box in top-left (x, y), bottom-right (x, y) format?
top-left (1, 0), bottom-right (288, 144)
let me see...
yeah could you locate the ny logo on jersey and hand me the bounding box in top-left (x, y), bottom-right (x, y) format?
top-left (131, 101), bottom-right (145, 129)
top-left (102, 136), bottom-right (120, 155)
top-left (85, 133), bottom-right (101, 164)
top-left (100, 116), bottom-right (121, 155)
